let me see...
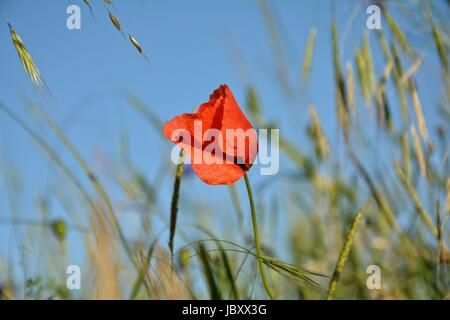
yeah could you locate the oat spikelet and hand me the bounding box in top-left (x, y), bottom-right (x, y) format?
top-left (103, 0), bottom-right (117, 12)
top-left (129, 34), bottom-right (150, 63)
top-left (8, 23), bottom-right (42, 86)
top-left (8, 22), bottom-right (57, 116)
top-left (129, 35), bottom-right (142, 53)
top-left (108, 11), bottom-right (122, 32)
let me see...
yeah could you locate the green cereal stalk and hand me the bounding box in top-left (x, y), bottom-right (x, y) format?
top-left (326, 206), bottom-right (365, 300)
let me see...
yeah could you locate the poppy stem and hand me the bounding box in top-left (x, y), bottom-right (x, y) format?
top-left (243, 173), bottom-right (274, 299)
top-left (169, 150), bottom-right (184, 269)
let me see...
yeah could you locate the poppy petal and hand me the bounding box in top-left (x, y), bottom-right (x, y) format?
top-left (192, 161), bottom-right (245, 185)
top-left (162, 84), bottom-right (258, 185)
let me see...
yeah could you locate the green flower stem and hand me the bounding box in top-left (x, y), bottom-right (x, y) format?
top-left (169, 150), bottom-right (184, 268)
top-left (243, 173), bottom-right (274, 300)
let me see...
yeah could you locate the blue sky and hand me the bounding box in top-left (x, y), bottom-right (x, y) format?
top-left (0, 0), bottom-right (447, 291)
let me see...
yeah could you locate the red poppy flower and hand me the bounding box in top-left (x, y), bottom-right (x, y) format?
top-left (163, 84), bottom-right (258, 185)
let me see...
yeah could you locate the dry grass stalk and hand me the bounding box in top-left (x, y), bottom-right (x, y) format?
top-left (302, 27), bottom-right (317, 84)
top-left (346, 62), bottom-right (355, 115)
top-left (410, 126), bottom-right (427, 179)
top-left (308, 105), bottom-right (330, 160)
top-left (393, 161), bottom-right (438, 236)
top-left (411, 84), bottom-right (431, 146)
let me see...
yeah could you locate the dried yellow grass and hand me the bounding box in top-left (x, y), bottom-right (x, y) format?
top-left (410, 126), bottom-right (427, 179)
top-left (346, 62), bottom-right (355, 115)
top-left (401, 132), bottom-right (411, 180)
top-left (86, 209), bottom-right (122, 300)
top-left (390, 43), bottom-right (408, 120)
top-left (411, 84), bottom-right (431, 145)
top-left (148, 249), bottom-right (191, 299)
top-left (308, 105), bottom-right (330, 160)
top-left (400, 59), bottom-right (421, 86)
top-left (393, 161), bottom-right (438, 236)
top-left (355, 48), bottom-right (369, 102)
top-left (336, 87), bottom-right (350, 143)
top-left (362, 32), bottom-right (375, 95)
top-left (302, 27), bottom-right (317, 84)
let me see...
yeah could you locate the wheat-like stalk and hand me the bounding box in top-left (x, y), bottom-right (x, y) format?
top-left (326, 205), bottom-right (365, 300)
top-left (8, 23), bottom-right (42, 87)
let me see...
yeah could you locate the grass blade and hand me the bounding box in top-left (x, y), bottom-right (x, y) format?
top-left (198, 243), bottom-right (222, 300)
top-left (130, 239), bottom-right (158, 300)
